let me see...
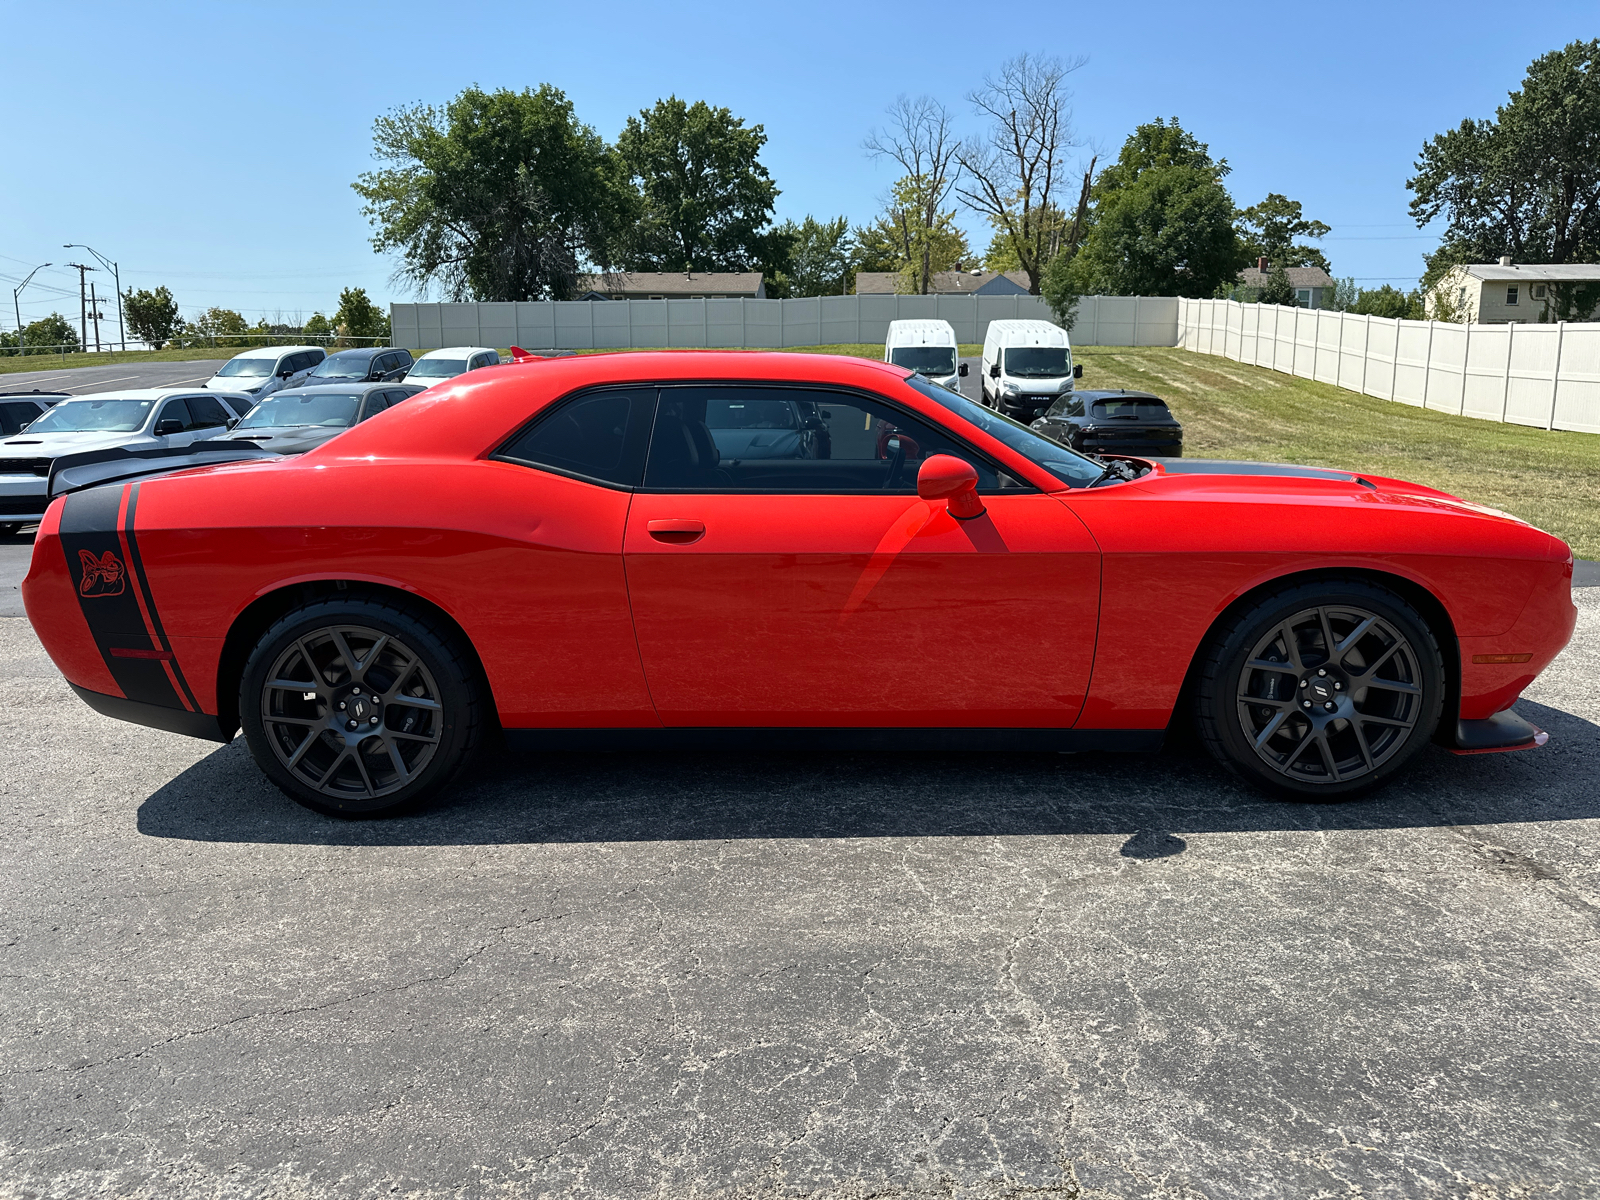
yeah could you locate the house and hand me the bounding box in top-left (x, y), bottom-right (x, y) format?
top-left (853, 270), bottom-right (1032, 296)
top-left (1235, 259), bottom-right (1336, 309)
top-left (1426, 258), bottom-right (1600, 323)
top-left (575, 272), bottom-right (766, 300)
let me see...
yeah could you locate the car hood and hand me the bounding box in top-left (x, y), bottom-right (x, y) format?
top-left (0, 430), bottom-right (154, 457)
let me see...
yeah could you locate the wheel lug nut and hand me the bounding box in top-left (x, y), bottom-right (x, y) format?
top-left (346, 720), bottom-right (357, 731)
top-left (1333, 682), bottom-right (1342, 690)
top-left (337, 702), bottom-right (346, 711)
top-left (1324, 702), bottom-right (1336, 711)
top-left (1299, 679), bottom-right (1308, 689)
top-left (352, 686), bottom-right (361, 695)
top-left (1317, 668), bottom-right (1327, 676)
top-left (1303, 700), bottom-right (1312, 708)
top-left (370, 716), bottom-right (379, 724)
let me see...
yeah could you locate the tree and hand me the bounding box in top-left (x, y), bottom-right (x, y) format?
top-left (1352, 284), bottom-right (1424, 320)
top-left (953, 54), bottom-right (1085, 294)
top-left (123, 285), bottom-right (179, 349)
top-left (865, 95), bottom-right (963, 294)
top-left (1409, 39), bottom-right (1600, 317)
top-left (354, 85), bottom-right (629, 302)
top-left (1070, 118), bottom-right (1243, 297)
top-left (5, 314), bottom-right (79, 356)
top-left (333, 287), bottom-right (388, 341)
top-left (304, 313), bottom-right (333, 341)
top-left (1257, 263), bottom-right (1300, 306)
top-left (861, 177), bottom-right (972, 292)
top-left (772, 215), bottom-right (856, 297)
top-left (173, 307), bottom-right (251, 348)
top-left (615, 96), bottom-right (779, 274)
top-left (1238, 194), bottom-right (1331, 273)
top-left (1329, 277), bottom-right (1359, 312)
top-left (1039, 247), bottom-right (1081, 330)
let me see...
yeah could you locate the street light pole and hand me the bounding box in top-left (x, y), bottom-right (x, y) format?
top-left (11, 262), bottom-right (53, 354)
top-left (64, 244), bottom-right (124, 351)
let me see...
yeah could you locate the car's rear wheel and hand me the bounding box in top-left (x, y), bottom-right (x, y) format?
top-left (240, 597), bottom-right (484, 817)
top-left (1195, 579), bottom-right (1444, 800)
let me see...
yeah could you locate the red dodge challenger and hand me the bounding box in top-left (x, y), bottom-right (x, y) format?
top-left (23, 352), bottom-right (1577, 816)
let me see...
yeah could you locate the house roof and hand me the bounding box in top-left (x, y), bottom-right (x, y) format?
top-left (855, 270), bottom-right (1031, 296)
top-left (1236, 266), bottom-right (1336, 289)
top-left (576, 272), bottom-right (765, 296)
top-left (1455, 263), bottom-right (1600, 282)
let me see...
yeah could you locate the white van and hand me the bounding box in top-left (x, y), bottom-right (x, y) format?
top-left (203, 346), bottom-right (326, 401)
top-left (883, 320), bottom-right (966, 393)
top-left (980, 320), bottom-right (1080, 419)
top-left (404, 346), bottom-right (501, 383)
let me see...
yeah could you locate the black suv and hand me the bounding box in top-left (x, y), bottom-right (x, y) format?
top-left (288, 347), bottom-right (414, 389)
top-left (1031, 389), bottom-right (1184, 458)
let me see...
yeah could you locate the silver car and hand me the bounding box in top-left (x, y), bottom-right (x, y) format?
top-left (203, 346), bottom-right (327, 401)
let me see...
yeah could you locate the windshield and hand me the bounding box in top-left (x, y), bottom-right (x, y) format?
top-left (309, 352), bottom-right (369, 378)
top-left (25, 398), bottom-right (154, 433)
top-left (237, 393), bottom-right (360, 429)
top-left (215, 357), bottom-right (276, 378)
top-left (1005, 348), bottom-right (1071, 378)
top-left (889, 346), bottom-right (956, 376)
top-left (1093, 398), bottom-right (1169, 419)
top-left (407, 358), bottom-right (467, 378)
top-left (903, 375), bottom-right (1104, 487)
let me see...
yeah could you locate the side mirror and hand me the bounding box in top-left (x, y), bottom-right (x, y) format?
top-left (988, 363), bottom-right (1000, 379)
top-left (917, 454), bottom-right (984, 520)
top-left (226, 417), bottom-right (239, 429)
top-left (958, 362), bottom-right (969, 377)
top-left (278, 366), bottom-right (293, 378)
top-left (1073, 363), bottom-right (1083, 379)
top-left (154, 418), bottom-right (184, 436)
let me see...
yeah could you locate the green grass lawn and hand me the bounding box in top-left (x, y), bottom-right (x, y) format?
top-left (1074, 346), bottom-right (1600, 559)
top-left (0, 346), bottom-right (245, 375)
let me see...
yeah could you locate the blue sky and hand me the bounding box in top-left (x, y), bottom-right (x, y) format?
top-left (2, 0), bottom-right (1594, 332)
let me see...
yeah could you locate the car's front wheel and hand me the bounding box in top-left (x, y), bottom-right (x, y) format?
top-left (1195, 580), bottom-right (1444, 800)
top-left (239, 597), bottom-right (485, 817)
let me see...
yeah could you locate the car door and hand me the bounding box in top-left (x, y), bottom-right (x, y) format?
top-left (181, 393), bottom-right (234, 442)
top-left (152, 398), bottom-right (199, 448)
top-left (622, 384), bottom-right (1102, 728)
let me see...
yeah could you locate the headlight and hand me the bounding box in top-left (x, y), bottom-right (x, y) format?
top-left (1001, 381), bottom-right (1020, 395)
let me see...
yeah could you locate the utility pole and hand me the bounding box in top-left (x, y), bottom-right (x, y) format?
top-left (64, 244), bottom-right (124, 350)
top-left (89, 281), bottom-right (103, 352)
top-left (10, 262), bottom-right (52, 351)
top-left (66, 262), bottom-right (96, 354)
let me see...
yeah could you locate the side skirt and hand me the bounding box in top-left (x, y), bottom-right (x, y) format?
top-left (71, 684), bottom-right (237, 743)
top-left (502, 727), bottom-right (1166, 754)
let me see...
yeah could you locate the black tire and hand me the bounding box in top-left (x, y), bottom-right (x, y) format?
top-left (1195, 579), bottom-right (1444, 800)
top-left (240, 596), bottom-right (485, 817)
top-left (0, 524), bottom-right (17, 537)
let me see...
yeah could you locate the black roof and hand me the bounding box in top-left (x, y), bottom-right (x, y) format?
top-left (321, 347), bottom-right (390, 362)
top-left (277, 380), bottom-right (419, 394)
top-left (0, 388), bottom-right (70, 398)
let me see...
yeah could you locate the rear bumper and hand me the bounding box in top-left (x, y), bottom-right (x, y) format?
top-left (70, 683), bottom-right (236, 743)
top-left (1452, 709), bottom-right (1548, 755)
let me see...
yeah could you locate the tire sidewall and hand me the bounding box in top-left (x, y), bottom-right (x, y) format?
top-left (1208, 583), bottom-right (1445, 800)
top-left (240, 599), bottom-right (476, 817)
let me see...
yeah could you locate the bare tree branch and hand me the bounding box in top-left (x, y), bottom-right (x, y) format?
top-left (954, 54), bottom-right (1087, 293)
top-left (864, 96), bottom-right (962, 293)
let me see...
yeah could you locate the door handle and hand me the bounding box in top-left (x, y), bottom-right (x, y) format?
top-left (647, 519), bottom-right (705, 545)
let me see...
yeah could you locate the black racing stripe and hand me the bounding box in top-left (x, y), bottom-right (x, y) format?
top-left (123, 484), bottom-right (200, 712)
top-left (60, 486), bottom-right (182, 709)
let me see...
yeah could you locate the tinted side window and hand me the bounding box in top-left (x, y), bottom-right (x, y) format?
top-left (306, 349), bottom-right (326, 366)
top-left (0, 402), bottom-right (39, 435)
top-left (494, 388), bottom-right (656, 489)
top-left (186, 395), bottom-right (231, 428)
top-left (643, 386), bottom-right (1012, 494)
top-left (157, 399), bottom-right (193, 430)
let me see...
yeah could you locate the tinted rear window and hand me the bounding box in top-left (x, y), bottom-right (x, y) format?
top-left (1092, 398), bottom-right (1169, 419)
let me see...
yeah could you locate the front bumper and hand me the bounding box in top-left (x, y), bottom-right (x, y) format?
top-left (1452, 708), bottom-right (1548, 755)
top-left (0, 475), bottom-right (49, 522)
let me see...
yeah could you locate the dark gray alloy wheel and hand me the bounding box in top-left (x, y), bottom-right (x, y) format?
top-left (240, 598), bottom-right (483, 817)
top-left (1197, 581), bottom-right (1444, 800)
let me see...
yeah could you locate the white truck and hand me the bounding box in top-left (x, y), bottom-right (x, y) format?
top-left (980, 319), bottom-right (1080, 420)
top-left (883, 319), bottom-right (966, 393)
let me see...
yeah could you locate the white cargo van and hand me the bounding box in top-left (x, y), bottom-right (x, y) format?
top-left (981, 319), bottom-right (1080, 419)
top-left (883, 319), bottom-right (966, 393)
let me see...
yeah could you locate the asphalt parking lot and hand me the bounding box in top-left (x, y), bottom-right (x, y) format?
top-left (0, 359), bottom-right (230, 396)
top-left (2, 558), bottom-right (1598, 1195)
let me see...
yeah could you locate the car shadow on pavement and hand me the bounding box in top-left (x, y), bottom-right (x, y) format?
top-left (136, 699), bottom-right (1599, 848)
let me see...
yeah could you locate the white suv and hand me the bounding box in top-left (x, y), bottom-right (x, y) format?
top-left (404, 346), bottom-right (500, 384)
top-left (204, 346), bottom-right (327, 401)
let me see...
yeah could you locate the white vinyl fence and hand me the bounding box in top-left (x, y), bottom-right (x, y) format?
top-left (390, 294), bottom-right (1182, 353)
top-left (1178, 298), bottom-right (1600, 436)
